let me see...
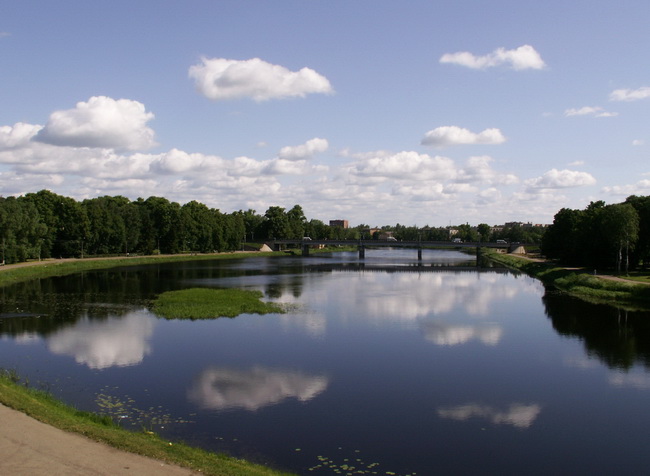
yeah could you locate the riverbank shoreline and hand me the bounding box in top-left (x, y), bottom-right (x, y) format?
top-left (485, 250), bottom-right (650, 309)
top-left (0, 372), bottom-right (292, 476)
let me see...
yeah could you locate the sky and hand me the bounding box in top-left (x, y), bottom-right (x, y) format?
top-left (1, 0), bottom-right (649, 227)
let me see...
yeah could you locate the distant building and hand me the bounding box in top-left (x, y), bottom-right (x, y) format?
top-left (329, 220), bottom-right (349, 228)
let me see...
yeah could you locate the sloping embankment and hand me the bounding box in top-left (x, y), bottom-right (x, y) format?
top-left (485, 250), bottom-right (650, 309)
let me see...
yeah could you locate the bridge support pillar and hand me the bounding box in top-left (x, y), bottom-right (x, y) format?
top-left (418, 247), bottom-right (422, 261)
top-left (358, 245), bottom-right (365, 259)
top-left (302, 244), bottom-right (310, 257)
top-left (476, 246), bottom-right (482, 267)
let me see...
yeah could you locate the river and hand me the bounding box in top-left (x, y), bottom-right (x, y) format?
top-left (1, 249), bottom-right (650, 475)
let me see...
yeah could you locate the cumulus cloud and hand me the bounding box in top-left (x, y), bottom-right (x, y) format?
top-left (525, 169), bottom-right (596, 191)
top-left (188, 57), bottom-right (333, 101)
top-left (440, 45), bottom-right (546, 70)
top-left (564, 106), bottom-right (618, 117)
top-left (0, 122), bottom-right (42, 148)
top-left (278, 137), bottom-right (329, 160)
top-left (609, 86), bottom-right (650, 102)
top-left (35, 96), bottom-right (156, 150)
top-left (602, 179), bottom-right (650, 197)
top-left (350, 150), bottom-right (457, 181)
top-left (456, 156), bottom-right (518, 185)
top-left (422, 126), bottom-right (506, 147)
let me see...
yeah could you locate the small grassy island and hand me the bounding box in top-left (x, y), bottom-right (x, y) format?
top-left (152, 287), bottom-right (286, 319)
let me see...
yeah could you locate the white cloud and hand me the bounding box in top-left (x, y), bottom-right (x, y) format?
top-left (278, 137), bottom-right (329, 160)
top-left (422, 126), bottom-right (506, 147)
top-left (188, 57), bottom-right (333, 101)
top-left (609, 86), bottom-right (650, 102)
top-left (0, 123), bottom-right (42, 148)
top-left (632, 140), bottom-right (644, 146)
top-left (456, 156), bottom-right (518, 185)
top-left (525, 169), bottom-right (596, 191)
top-left (564, 106), bottom-right (618, 118)
top-left (602, 179), bottom-right (650, 197)
top-left (350, 150), bottom-right (457, 181)
top-left (440, 45), bottom-right (546, 70)
top-left (35, 96), bottom-right (156, 151)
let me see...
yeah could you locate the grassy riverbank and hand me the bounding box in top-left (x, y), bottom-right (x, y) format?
top-left (485, 249), bottom-right (650, 308)
top-left (0, 371), bottom-right (293, 476)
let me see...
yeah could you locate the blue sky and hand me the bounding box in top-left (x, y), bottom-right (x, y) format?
top-left (1, 0), bottom-right (649, 227)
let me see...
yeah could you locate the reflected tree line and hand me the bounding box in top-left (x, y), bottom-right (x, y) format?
top-left (3, 262), bottom-right (650, 371)
top-left (0, 260), bottom-right (305, 337)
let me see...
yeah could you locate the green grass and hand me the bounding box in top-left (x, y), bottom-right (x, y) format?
top-left (152, 288), bottom-right (286, 319)
top-left (0, 370), bottom-right (294, 476)
top-left (485, 249), bottom-right (650, 308)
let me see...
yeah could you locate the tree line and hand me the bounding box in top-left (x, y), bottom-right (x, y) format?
top-left (0, 189), bottom-right (552, 265)
top-left (0, 190), bottom-right (367, 264)
top-left (541, 195), bottom-right (650, 272)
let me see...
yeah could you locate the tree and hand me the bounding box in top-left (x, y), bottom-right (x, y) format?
top-left (477, 223), bottom-right (491, 242)
top-left (181, 201), bottom-right (215, 252)
top-left (262, 206), bottom-right (289, 240)
top-left (625, 195), bottom-right (650, 269)
top-left (287, 205), bottom-right (306, 239)
top-left (600, 203), bottom-right (639, 274)
top-left (541, 208), bottom-right (582, 264)
top-left (0, 197), bottom-right (46, 263)
top-left (22, 190), bottom-right (89, 258)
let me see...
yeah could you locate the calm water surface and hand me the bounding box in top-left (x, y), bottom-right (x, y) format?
top-left (2, 250), bottom-right (650, 475)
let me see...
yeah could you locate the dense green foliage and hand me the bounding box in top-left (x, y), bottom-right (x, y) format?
top-left (0, 370), bottom-right (293, 475)
top-left (541, 196), bottom-right (649, 271)
top-left (0, 190), bottom-right (373, 264)
top-left (152, 288), bottom-right (286, 319)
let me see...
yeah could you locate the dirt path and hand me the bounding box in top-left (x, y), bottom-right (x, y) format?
top-left (0, 403), bottom-right (200, 476)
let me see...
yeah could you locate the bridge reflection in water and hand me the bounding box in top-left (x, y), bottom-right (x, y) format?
top-left (270, 239), bottom-right (524, 262)
top-left (305, 263), bottom-right (514, 273)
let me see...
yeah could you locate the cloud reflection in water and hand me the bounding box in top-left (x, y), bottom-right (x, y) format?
top-left (420, 320), bottom-right (503, 346)
top-left (47, 310), bottom-right (155, 369)
top-left (437, 403), bottom-right (542, 428)
top-left (188, 366), bottom-right (329, 411)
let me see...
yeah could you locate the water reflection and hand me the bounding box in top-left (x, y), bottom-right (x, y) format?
top-left (187, 366), bottom-right (329, 411)
top-left (544, 293), bottom-right (650, 369)
top-left (47, 310), bottom-right (156, 369)
top-left (419, 320), bottom-right (503, 346)
top-left (437, 403), bottom-right (542, 428)
top-left (608, 371), bottom-right (650, 389)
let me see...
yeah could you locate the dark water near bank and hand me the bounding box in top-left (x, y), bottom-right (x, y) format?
top-left (2, 250), bottom-right (650, 475)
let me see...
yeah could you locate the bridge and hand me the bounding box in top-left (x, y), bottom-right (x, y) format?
top-left (269, 239), bottom-right (526, 260)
